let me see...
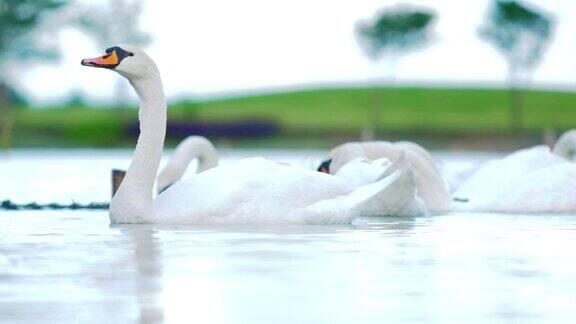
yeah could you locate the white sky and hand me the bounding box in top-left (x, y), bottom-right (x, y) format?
top-left (21, 0), bottom-right (576, 105)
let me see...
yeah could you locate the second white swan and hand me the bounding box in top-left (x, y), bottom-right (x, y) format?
top-left (452, 130), bottom-right (576, 213)
top-left (318, 141), bottom-right (451, 213)
top-left (156, 136), bottom-right (218, 193)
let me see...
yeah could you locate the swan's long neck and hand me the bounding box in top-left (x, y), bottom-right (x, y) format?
top-left (193, 139), bottom-right (219, 173)
top-left (110, 74), bottom-right (167, 223)
top-left (156, 136), bottom-right (218, 192)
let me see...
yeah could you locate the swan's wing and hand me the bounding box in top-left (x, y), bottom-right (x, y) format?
top-left (152, 158), bottom-right (355, 224)
top-left (334, 157), bottom-right (391, 188)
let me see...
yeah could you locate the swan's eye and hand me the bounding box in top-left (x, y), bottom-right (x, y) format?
top-left (128, 52), bottom-right (134, 57)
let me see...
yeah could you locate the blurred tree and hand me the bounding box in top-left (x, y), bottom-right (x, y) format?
top-left (65, 89), bottom-right (87, 108)
top-left (0, 0), bottom-right (67, 149)
top-left (356, 6), bottom-right (435, 140)
top-left (2, 83), bottom-right (27, 107)
top-left (479, 0), bottom-right (553, 131)
top-left (75, 0), bottom-right (151, 109)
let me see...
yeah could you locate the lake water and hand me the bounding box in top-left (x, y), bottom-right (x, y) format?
top-left (1, 150), bottom-right (576, 323)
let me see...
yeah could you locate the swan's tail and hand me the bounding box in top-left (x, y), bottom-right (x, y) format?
top-left (305, 155), bottom-right (427, 224)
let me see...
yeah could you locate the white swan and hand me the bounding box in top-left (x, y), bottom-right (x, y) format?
top-left (82, 45), bottom-right (418, 224)
top-left (156, 136), bottom-right (218, 193)
top-left (318, 141), bottom-right (450, 213)
top-left (453, 130), bottom-right (576, 213)
top-left (333, 155), bottom-right (427, 216)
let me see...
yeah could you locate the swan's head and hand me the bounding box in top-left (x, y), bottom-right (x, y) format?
top-left (553, 129), bottom-right (576, 162)
top-left (81, 44), bottom-right (158, 80)
top-left (321, 142), bottom-right (368, 174)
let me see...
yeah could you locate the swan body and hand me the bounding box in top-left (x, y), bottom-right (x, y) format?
top-left (453, 143), bottom-right (576, 213)
top-left (320, 141), bottom-right (450, 213)
top-left (156, 136), bottom-right (218, 193)
top-left (155, 139), bottom-right (425, 217)
top-left (151, 157), bottom-right (422, 224)
top-left (83, 45), bottom-right (418, 224)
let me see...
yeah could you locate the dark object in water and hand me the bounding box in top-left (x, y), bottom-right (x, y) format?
top-left (112, 169), bottom-right (127, 198)
top-left (1, 200), bottom-right (18, 210)
top-left (453, 197), bottom-right (469, 203)
top-left (47, 203), bottom-right (66, 210)
top-left (0, 200), bottom-right (109, 211)
top-left (127, 119), bottom-right (281, 139)
top-left (24, 202), bottom-right (42, 210)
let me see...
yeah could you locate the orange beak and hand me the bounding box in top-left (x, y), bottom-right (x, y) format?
top-left (81, 50), bottom-right (120, 69)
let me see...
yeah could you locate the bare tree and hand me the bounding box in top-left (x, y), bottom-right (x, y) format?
top-left (356, 5), bottom-right (435, 140)
top-left (479, 0), bottom-right (553, 131)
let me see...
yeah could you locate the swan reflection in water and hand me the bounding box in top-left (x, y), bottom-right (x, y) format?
top-left (118, 225), bottom-right (164, 323)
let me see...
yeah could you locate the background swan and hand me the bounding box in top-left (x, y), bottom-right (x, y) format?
top-left (453, 130), bottom-right (576, 213)
top-left (82, 45), bottom-right (419, 224)
top-left (319, 141), bottom-right (451, 213)
top-left (552, 129), bottom-right (576, 162)
top-left (111, 136), bottom-right (218, 196)
top-left (333, 154), bottom-right (427, 216)
top-left (156, 136), bottom-right (218, 193)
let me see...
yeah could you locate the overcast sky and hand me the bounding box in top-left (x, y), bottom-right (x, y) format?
top-left (21, 0), bottom-right (576, 105)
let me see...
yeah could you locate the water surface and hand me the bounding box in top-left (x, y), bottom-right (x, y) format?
top-left (1, 150), bottom-right (575, 323)
top-left (1, 212), bottom-right (576, 323)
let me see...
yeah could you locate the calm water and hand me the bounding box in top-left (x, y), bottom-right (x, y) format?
top-left (1, 150), bottom-right (575, 323)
